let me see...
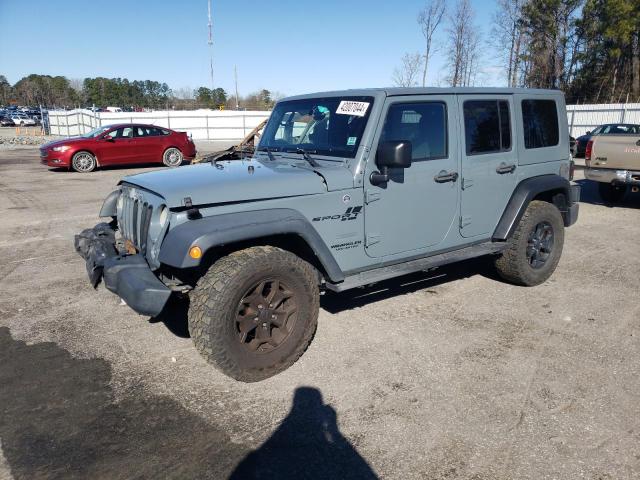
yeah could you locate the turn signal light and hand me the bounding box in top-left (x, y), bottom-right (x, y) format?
top-left (189, 246), bottom-right (202, 259)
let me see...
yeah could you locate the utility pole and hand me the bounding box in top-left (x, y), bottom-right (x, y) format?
top-left (234, 65), bottom-right (239, 110)
top-left (207, 0), bottom-right (214, 92)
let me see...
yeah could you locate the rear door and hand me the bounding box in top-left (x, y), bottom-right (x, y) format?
top-left (133, 126), bottom-right (159, 162)
top-left (458, 96), bottom-right (517, 238)
top-left (364, 95), bottom-right (459, 258)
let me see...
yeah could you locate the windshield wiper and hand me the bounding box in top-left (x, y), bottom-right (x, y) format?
top-left (257, 146), bottom-right (278, 161)
top-left (287, 148), bottom-right (320, 167)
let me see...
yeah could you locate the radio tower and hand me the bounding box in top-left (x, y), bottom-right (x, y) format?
top-left (207, 0), bottom-right (214, 91)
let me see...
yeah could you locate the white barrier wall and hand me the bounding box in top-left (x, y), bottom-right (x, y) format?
top-left (47, 109), bottom-right (271, 141)
top-left (567, 103), bottom-right (640, 137)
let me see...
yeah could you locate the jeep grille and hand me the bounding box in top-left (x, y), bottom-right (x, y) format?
top-left (120, 194), bottom-right (153, 255)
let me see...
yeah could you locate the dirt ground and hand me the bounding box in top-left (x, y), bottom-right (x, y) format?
top-left (0, 148), bottom-right (638, 480)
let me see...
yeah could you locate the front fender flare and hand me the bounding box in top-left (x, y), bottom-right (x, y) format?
top-left (159, 208), bottom-right (345, 283)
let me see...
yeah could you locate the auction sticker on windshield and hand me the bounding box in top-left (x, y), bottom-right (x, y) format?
top-left (336, 101), bottom-right (370, 117)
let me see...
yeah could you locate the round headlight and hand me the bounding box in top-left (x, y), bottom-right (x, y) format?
top-left (158, 206), bottom-right (169, 225)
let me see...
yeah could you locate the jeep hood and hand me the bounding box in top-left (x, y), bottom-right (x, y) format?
top-left (121, 159), bottom-right (353, 208)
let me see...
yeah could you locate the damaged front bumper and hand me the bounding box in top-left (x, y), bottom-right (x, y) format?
top-left (74, 223), bottom-right (171, 317)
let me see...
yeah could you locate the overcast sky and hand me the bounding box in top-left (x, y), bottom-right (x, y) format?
top-left (0, 0), bottom-right (503, 97)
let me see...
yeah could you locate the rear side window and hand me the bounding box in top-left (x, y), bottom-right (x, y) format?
top-left (380, 102), bottom-right (448, 161)
top-left (463, 100), bottom-right (511, 155)
top-left (521, 99), bottom-right (559, 149)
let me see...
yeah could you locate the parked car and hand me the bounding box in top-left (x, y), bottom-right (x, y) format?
top-left (574, 123), bottom-right (640, 157)
top-left (584, 129), bottom-right (640, 202)
top-left (40, 123), bottom-right (197, 172)
top-left (75, 87), bottom-right (580, 382)
top-left (0, 116), bottom-right (15, 127)
top-left (11, 114), bottom-right (36, 126)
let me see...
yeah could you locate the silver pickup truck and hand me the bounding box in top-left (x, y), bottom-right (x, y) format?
top-left (585, 131), bottom-right (640, 202)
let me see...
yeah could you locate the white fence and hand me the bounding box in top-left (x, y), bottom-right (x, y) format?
top-left (46, 109), bottom-right (271, 141)
top-left (47, 102), bottom-right (640, 141)
top-left (567, 103), bottom-right (640, 137)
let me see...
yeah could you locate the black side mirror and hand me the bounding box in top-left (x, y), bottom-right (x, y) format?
top-left (586, 131), bottom-right (591, 135)
top-left (371, 140), bottom-right (412, 185)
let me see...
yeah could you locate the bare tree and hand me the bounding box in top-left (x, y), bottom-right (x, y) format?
top-left (490, 0), bottom-right (525, 87)
top-left (174, 87), bottom-right (195, 100)
top-left (391, 53), bottom-right (424, 87)
top-left (446, 0), bottom-right (481, 87)
top-left (417, 0), bottom-right (446, 87)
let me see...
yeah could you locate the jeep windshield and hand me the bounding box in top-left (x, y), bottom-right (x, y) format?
top-left (259, 96), bottom-right (374, 159)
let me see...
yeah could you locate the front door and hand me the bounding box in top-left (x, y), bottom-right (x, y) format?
top-left (364, 95), bottom-right (459, 258)
top-left (99, 126), bottom-right (135, 165)
top-left (457, 96), bottom-right (517, 238)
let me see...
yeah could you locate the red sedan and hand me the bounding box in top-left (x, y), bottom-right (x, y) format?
top-left (40, 123), bottom-right (197, 172)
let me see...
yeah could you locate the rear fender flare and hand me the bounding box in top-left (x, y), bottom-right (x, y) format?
top-left (159, 208), bottom-right (345, 283)
top-left (493, 174), bottom-right (571, 241)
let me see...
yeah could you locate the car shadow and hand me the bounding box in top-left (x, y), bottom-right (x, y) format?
top-left (321, 257), bottom-right (498, 314)
top-left (149, 295), bottom-right (191, 338)
top-left (46, 161), bottom-right (193, 173)
top-left (150, 257), bottom-right (498, 339)
top-left (575, 178), bottom-right (640, 208)
top-left (229, 386), bottom-right (378, 480)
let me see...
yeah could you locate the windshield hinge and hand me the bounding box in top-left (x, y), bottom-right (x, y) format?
top-left (365, 190), bottom-right (381, 204)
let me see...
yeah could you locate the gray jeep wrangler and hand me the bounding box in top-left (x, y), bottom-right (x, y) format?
top-left (75, 88), bottom-right (580, 382)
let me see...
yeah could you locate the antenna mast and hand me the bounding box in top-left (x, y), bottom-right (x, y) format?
top-left (207, 0), bottom-right (214, 92)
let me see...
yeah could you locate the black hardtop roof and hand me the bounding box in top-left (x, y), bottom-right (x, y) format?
top-left (283, 87), bottom-right (563, 102)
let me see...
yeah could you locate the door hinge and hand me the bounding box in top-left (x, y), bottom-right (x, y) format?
top-left (365, 234), bottom-right (381, 247)
top-left (462, 177), bottom-right (473, 190)
top-left (460, 216), bottom-right (472, 229)
top-left (365, 190), bottom-right (381, 204)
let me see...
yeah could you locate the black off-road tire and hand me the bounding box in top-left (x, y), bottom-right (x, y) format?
top-left (494, 200), bottom-right (565, 286)
top-left (598, 182), bottom-right (626, 204)
top-left (188, 246), bottom-right (320, 382)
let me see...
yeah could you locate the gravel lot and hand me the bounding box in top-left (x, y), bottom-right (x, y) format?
top-left (0, 148), bottom-right (638, 480)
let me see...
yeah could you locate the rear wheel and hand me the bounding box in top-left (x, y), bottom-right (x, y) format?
top-left (188, 246), bottom-right (320, 382)
top-left (71, 151), bottom-right (96, 173)
top-left (495, 200), bottom-right (565, 286)
top-left (162, 147), bottom-right (183, 167)
top-left (598, 182), bottom-right (626, 204)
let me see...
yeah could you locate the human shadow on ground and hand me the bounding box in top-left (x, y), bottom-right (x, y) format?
top-left (0, 328), bottom-right (377, 479)
top-left (230, 387), bottom-right (378, 480)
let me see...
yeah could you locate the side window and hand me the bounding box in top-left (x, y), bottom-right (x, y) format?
top-left (121, 127), bottom-right (133, 138)
top-left (134, 127), bottom-right (148, 137)
top-left (521, 99), bottom-right (559, 149)
top-left (107, 128), bottom-right (122, 138)
top-left (380, 102), bottom-right (447, 161)
top-left (463, 100), bottom-right (511, 155)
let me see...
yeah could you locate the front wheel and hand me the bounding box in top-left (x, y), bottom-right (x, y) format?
top-left (494, 200), bottom-right (565, 286)
top-left (598, 182), bottom-right (626, 204)
top-left (188, 246), bottom-right (320, 382)
top-left (162, 147), bottom-right (183, 167)
top-left (71, 151), bottom-right (96, 173)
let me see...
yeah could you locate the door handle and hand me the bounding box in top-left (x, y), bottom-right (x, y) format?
top-left (496, 162), bottom-right (516, 174)
top-left (434, 170), bottom-right (459, 183)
